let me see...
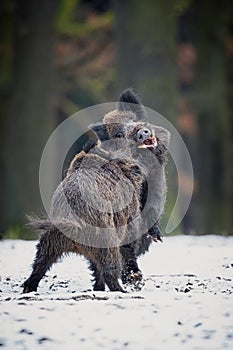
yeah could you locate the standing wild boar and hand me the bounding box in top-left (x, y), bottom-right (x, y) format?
top-left (70, 89), bottom-right (170, 285)
top-left (22, 90), bottom-right (170, 293)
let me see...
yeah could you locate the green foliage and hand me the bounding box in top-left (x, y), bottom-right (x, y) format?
top-left (3, 225), bottom-right (37, 240)
top-left (56, 0), bottom-right (113, 38)
top-left (173, 0), bottom-right (193, 15)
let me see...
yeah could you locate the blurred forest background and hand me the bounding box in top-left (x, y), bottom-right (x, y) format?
top-left (0, 0), bottom-right (232, 239)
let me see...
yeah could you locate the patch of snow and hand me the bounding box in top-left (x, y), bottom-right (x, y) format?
top-left (0, 235), bottom-right (233, 350)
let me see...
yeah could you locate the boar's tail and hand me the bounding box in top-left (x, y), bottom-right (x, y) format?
top-left (25, 215), bottom-right (57, 232)
top-left (25, 215), bottom-right (84, 242)
top-left (26, 215), bottom-right (109, 247)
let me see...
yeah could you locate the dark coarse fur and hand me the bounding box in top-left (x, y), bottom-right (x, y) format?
top-left (22, 89), bottom-right (170, 293)
top-left (73, 89), bottom-right (170, 284)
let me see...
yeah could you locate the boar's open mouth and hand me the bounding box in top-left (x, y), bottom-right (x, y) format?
top-left (138, 136), bottom-right (157, 149)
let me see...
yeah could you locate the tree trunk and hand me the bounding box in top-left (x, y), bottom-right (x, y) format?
top-left (195, 0), bottom-right (232, 233)
top-left (177, 5), bottom-right (198, 234)
top-left (114, 0), bottom-right (189, 234)
top-left (0, 0), bottom-right (14, 236)
top-left (3, 0), bottom-right (58, 229)
top-left (114, 0), bottom-right (177, 118)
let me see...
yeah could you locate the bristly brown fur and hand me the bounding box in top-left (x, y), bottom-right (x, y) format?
top-left (22, 89), bottom-right (170, 293)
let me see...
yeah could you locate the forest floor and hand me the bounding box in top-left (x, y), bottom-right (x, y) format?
top-left (0, 235), bottom-right (233, 350)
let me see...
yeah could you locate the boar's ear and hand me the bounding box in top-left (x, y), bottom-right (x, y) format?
top-left (88, 122), bottom-right (109, 142)
top-left (82, 138), bottom-right (97, 153)
top-left (153, 126), bottom-right (171, 149)
top-left (118, 88), bottom-right (146, 120)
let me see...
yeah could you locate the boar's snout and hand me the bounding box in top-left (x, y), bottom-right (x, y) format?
top-left (137, 128), bottom-right (151, 142)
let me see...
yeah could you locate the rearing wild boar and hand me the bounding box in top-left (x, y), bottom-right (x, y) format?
top-left (71, 89), bottom-right (170, 285)
top-left (22, 90), bottom-right (170, 293)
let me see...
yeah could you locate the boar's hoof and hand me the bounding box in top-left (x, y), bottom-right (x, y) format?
top-left (122, 269), bottom-right (143, 285)
top-left (93, 283), bottom-right (105, 291)
top-left (122, 270), bottom-right (145, 291)
top-left (21, 281), bottom-right (38, 294)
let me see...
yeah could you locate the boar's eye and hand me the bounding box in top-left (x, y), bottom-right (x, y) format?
top-left (115, 132), bottom-right (125, 138)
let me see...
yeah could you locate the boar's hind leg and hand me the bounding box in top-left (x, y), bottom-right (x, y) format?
top-left (97, 248), bottom-right (125, 292)
top-left (22, 230), bottom-right (69, 293)
top-left (88, 261), bottom-right (105, 291)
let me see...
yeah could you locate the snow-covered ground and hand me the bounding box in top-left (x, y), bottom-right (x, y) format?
top-left (0, 235), bottom-right (233, 350)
